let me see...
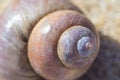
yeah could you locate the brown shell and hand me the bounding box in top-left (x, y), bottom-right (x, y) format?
top-left (0, 0), bottom-right (99, 80)
top-left (28, 10), bottom-right (99, 80)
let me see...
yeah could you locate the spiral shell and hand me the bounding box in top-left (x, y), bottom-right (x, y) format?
top-left (0, 0), bottom-right (99, 80)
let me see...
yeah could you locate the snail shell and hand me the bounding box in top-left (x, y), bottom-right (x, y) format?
top-left (0, 0), bottom-right (100, 80)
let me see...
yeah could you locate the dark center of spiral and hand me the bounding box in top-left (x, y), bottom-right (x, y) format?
top-left (77, 37), bottom-right (94, 57)
top-left (85, 42), bottom-right (93, 50)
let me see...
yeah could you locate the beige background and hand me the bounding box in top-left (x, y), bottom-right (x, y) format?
top-left (0, 0), bottom-right (120, 80)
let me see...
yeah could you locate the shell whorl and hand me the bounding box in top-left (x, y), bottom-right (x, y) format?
top-left (28, 10), bottom-right (99, 80)
top-left (0, 0), bottom-right (99, 80)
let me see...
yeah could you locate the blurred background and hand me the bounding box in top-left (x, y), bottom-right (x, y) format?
top-left (0, 0), bottom-right (120, 80)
